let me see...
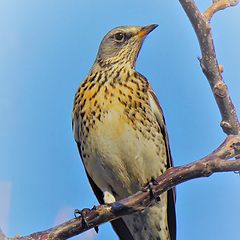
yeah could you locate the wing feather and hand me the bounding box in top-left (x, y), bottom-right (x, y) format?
top-left (148, 88), bottom-right (177, 240)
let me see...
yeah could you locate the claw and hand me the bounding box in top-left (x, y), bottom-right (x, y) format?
top-left (74, 209), bottom-right (81, 218)
top-left (143, 177), bottom-right (160, 202)
top-left (91, 205), bottom-right (99, 233)
top-left (150, 177), bottom-right (159, 186)
top-left (74, 208), bottom-right (91, 228)
top-left (74, 207), bottom-right (99, 233)
top-left (94, 226), bottom-right (99, 233)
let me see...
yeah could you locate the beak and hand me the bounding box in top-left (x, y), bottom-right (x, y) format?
top-left (137, 24), bottom-right (158, 38)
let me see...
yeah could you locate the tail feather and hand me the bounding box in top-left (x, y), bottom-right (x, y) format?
top-left (122, 192), bottom-right (171, 240)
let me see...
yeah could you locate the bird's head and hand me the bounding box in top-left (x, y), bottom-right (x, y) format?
top-left (94, 24), bottom-right (158, 69)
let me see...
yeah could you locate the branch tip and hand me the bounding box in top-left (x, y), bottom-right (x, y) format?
top-left (204, 0), bottom-right (239, 21)
top-left (229, 0), bottom-right (239, 6)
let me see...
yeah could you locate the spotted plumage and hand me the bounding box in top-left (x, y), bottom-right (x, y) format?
top-left (72, 24), bottom-right (176, 240)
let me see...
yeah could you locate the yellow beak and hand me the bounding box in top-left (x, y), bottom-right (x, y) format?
top-left (137, 24), bottom-right (158, 38)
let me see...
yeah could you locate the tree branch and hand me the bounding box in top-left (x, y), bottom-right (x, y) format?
top-left (204, 0), bottom-right (239, 21)
top-left (1, 1), bottom-right (240, 240)
top-left (179, 0), bottom-right (240, 135)
top-left (1, 135), bottom-right (240, 240)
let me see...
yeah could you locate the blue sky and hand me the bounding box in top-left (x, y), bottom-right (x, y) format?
top-left (0, 1), bottom-right (239, 239)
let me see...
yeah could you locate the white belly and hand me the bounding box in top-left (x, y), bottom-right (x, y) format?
top-left (83, 108), bottom-right (166, 200)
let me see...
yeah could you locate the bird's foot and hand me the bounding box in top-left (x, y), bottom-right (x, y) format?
top-left (74, 207), bottom-right (99, 233)
top-left (143, 177), bottom-right (160, 202)
top-left (74, 208), bottom-right (91, 228)
top-left (92, 205), bottom-right (99, 233)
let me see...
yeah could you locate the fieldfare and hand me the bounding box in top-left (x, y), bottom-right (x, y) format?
top-left (72, 24), bottom-right (176, 240)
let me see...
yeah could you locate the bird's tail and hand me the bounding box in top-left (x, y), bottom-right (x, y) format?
top-left (122, 192), bottom-right (173, 240)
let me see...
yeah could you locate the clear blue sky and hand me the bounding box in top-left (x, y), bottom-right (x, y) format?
top-left (0, 1), bottom-right (240, 240)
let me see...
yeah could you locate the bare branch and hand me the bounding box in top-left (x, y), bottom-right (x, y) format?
top-left (179, 0), bottom-right (240, 135)
top-left (1, 135), bottom-right (239, 240)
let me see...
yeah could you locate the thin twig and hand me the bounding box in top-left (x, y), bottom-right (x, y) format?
top-left (204, 0), bottom-right (239, 21)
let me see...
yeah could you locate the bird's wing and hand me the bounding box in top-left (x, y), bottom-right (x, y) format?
top-left (75, 141), bottom-right (134, 240)
top-left (148, 88), bottom-right (177, 240)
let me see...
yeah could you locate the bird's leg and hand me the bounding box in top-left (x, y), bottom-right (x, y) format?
top-left (92, 205), bottom-right (99, 233)
top-left (74, 208), bottom-right (91, 228)
top-left (74, 207), bottom-right (99, 233)
top-left (143, 177), bottom-right (160, 202)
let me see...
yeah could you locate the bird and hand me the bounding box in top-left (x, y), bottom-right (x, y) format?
top-left (72, 24), bottom-right (176, 240)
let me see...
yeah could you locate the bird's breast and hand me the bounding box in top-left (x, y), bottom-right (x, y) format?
top-left (73, 71), bottom-right (167, 198)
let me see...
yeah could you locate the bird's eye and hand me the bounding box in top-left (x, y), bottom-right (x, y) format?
top-left (114, 32), bottom-right (125, 42)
